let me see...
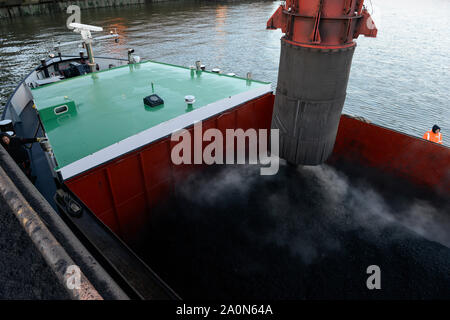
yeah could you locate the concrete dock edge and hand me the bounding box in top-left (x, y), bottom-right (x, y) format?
top-left (0, 165), bottom-right (103, 300)
top-left (0, 145), bottom-right (129, 300)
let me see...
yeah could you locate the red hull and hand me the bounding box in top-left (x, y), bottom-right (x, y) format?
top-left (66, 94), bottom-right (449, 243)
top-left (66, 93), bottom-right (275, 242)
top-left (329, 115), bottom-right (450, 196)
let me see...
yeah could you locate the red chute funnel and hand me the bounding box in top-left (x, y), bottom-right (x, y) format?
top-left (268, 0), bottom-right (377, 165)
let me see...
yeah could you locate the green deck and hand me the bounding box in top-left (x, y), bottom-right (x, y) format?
top-left (31, 61), bottom-right (269, 169)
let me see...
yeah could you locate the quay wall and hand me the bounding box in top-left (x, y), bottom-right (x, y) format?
top-left (0, 0), bottom-right (150, 18)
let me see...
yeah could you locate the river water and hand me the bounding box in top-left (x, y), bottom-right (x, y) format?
top-left (0, 0), bottom-right (449, 143)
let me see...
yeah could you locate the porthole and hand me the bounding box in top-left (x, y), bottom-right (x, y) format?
top-left (54, 105), bottom-right (68, 115)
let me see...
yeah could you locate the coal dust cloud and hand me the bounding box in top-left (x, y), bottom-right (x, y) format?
top-left (136, 161), bottom-right (450, 299)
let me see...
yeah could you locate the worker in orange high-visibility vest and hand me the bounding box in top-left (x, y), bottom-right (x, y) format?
top-left (423, 125), bottom-right (443, 145)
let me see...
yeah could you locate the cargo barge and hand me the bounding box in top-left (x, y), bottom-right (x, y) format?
top-left (1, 1), bottom-right (449, 299)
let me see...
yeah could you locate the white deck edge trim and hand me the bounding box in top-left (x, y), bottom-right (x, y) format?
top-left (58, 84), bottom-right (272, 180)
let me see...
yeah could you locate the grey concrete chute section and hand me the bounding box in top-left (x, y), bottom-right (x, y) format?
top-left (273, 41), bottom-right (356, 165)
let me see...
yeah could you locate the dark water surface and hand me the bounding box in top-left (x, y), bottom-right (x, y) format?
top-left (1, 0), bottom-right (449, 144)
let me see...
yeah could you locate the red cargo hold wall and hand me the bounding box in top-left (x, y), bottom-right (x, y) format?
top-left (66, 93), bottom-right (275, 242)
top-left (67, 99), bottom-right (449, 243)
top-left (329, 115), bottom-right (450, 196)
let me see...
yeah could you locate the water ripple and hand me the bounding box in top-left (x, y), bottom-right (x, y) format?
top-left (0, 0), bottom-right (448, 145)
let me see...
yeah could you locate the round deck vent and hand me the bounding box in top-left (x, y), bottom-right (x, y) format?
top-left (184, 95), bottom-right (196, 104)
top-left (212, 68), bottom-right (221, 73)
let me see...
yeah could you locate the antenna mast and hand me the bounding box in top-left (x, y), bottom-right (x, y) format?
top-left (69, 23), bottom-right (105, 72)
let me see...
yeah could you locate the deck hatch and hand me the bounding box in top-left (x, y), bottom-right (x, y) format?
top-left (30, 60), bottom-right (271, 179)
top-left (38, 99), bottom-right (77, 123)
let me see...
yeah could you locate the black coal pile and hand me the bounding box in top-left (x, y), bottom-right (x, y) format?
top-left (133, 162), bottom-right (450, 299)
